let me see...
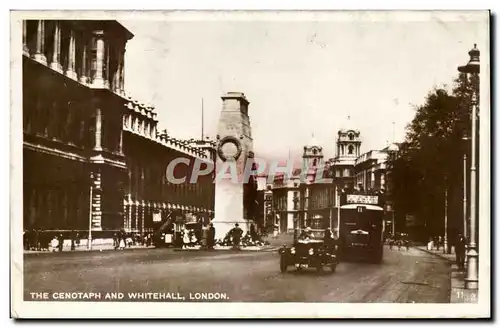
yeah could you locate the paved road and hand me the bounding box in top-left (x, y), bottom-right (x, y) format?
top-left (23, 246), bottom-right (450, 302)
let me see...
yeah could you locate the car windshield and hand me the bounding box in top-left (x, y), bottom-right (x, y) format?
top-left (297, 229), bottom-right (325, 242)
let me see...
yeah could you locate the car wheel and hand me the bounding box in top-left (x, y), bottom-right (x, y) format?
top-left (280, 256), bottom-right (287, 273)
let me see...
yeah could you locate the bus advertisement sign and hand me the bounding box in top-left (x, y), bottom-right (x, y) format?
top-left (346, 194), bottom-right (379, 205)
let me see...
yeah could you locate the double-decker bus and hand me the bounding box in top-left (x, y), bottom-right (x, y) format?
top-left (338, 190), bottom-right (385, 263)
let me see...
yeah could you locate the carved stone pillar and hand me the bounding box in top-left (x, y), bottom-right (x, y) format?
top-left (79, 39), bottom-right (88, 84)
top-left (49, 21), bottom-right (62, 72)
top-left (91, 31), bottom-right (105, 88)
top-left (65, 29), bottom-right (77, 80)
top-left (118, 126), bottom-right (124, 155)
top-left (104, 43), bottom-right (110, 89)
top-left (113, 47), bottom-right (122, 93)
top-left (94, 108), bottom-right (103, 151)
top-left (90, 170), bottom-right (103, 231)
top-left (22, 21), bottom-right (29, 56)
top-left (120, 48), bottom-right (126, 94)
top-left (33, 20), bottom-right (46, 64)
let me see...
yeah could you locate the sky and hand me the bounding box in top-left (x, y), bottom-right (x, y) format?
top-left (120, 11), bottom-right (488, 163)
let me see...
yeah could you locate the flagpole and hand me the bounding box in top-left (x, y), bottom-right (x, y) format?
top-left (201, 98), bottom-right (204, 140)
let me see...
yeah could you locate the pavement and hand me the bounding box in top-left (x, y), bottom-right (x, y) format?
top-left (23, 244), bottom-right (156, 254)
top-left (24, 245), bottom-right (451, 303)
top-left (416, 246), bottom-right (478, 303)
top-left (23, 233), bottom-right (293, 255)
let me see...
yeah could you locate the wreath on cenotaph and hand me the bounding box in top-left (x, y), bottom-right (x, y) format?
top-left (217, 136), bottom-right (242, 162)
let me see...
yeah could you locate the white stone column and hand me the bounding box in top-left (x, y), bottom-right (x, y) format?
top-left (92, 31), bottom-right (105, 88)
top-left (49, 21), bottom-right (62, 72)
top-left (65, 28), bottom-right (77, 79)
top-left (33, 20), bottom-right (46, 64)
top-left (120, 48), bottom-right (125, 94)
top-left (22, 21), bottom-right (29, 56)
top-left (79, 39), bottom-right (88, 84)
top-left (118, 124), bottom-right (124, 155)
top-left (94, 107), bottom-right (103, 151)
top-left (113, 47), bottom-right (121, 93)
top-left (371, 170), bottom-right (375, 190)
top-left (104, 43), bottom-right (110, 89)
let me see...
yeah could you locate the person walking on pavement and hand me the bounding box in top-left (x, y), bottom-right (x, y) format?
top-left (231, 223), bottom-right (243, 250)
top-left (51, 236), bottom-right (59, 252)
top-left (58, 234), bottom-right (64, 252)
top-left (208, 223), bottom-right (216, 250)
top-left (455, 233), bottom-right (467, 271)
top-left (70, 230), bottom-right (76, 251)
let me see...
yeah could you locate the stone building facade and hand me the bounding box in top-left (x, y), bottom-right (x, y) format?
top-left (23, 20), bottom-right (215, 241)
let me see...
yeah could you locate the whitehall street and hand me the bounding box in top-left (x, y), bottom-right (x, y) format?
top-left (24, 246), bottom-right (450, 303)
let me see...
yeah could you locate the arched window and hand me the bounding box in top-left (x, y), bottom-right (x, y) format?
top-left (348, 133), bottom-right (354, 141)
top-left (348, 145), bottom-right (354, 154)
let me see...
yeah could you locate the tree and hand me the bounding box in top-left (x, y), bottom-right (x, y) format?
top-left (389, 73), bottom-right (477, 241)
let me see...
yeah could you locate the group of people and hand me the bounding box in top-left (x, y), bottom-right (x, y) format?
top-left (112, 231), bottom-right (154, 250)
top-left (427, 235), bottom-right (445, 251)
top-left (427, 233), bottom-right (468, 271)
top-left (24, 229), bottom-right (81, 252)
top-left (217, 223), bottom-right (267, 249)
top-left (387, 234), bottom-right (411, 251)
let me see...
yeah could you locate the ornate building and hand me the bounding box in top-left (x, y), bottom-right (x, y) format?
top-left (23, 20), bottom-right (215, 241)
top-left (122, 100), bottom-right (215, 236)
top-left (264, 136), bottom-right (335, 234)
top-left (329, 117), bottom-right (361, 190)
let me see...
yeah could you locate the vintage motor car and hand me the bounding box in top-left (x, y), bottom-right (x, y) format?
top-left (279, 236), bottom-right (338, 273)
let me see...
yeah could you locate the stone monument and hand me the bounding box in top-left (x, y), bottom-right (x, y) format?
top-left (212, 92), bottom-right (255, 239)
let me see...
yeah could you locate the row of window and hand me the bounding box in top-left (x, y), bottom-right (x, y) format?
top-left (24, 185), bottom-right (89, 231)
top-left (23, 86), bottom-right (93, 148)
top-left (23, 84), bottom-right (123, 154)
top-left (126, 161), bottom-right (213, 209)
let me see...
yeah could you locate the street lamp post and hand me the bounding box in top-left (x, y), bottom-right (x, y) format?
top-left (462, 139), bottom-right (468, 240)
top-left (88, 173), bottom-right (93, 250)
top-left (444, 181), bottom-right (448, 254)
top-left (458, 44), bottom-right (480, 290)
top-left (392, 209), bottom-right (395, 236)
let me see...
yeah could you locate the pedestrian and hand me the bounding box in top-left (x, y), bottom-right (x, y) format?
top-left (119, 236), bottom-right (126, 250)
top-left (127, 235), bottom-right (134, 247)
top-left (389, 238), bottom-right (394, 250)
top-left (34, 229), bottom-right (40, 251)
top-left (51, 236), bottom-right (59, 252)
top-left (455, 233), bottom-right (467, 271)
top-left (70, 230), bottom-right (76, 251)
top-left (250, 223), bottom-right (257, 242)
top-left (231, 223), bottom-right (243, 249)
top-left (113, 232), bottom-right (119, 250)
top-left (208, 223), bottom-right (215, 250)
top-left (75, 232), bottom-right (80, 249)
top-left (58, 234), bottom-right (64, 252)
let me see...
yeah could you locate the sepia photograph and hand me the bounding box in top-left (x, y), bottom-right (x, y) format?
top-left (10, 10), bottom-right (491, 318)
